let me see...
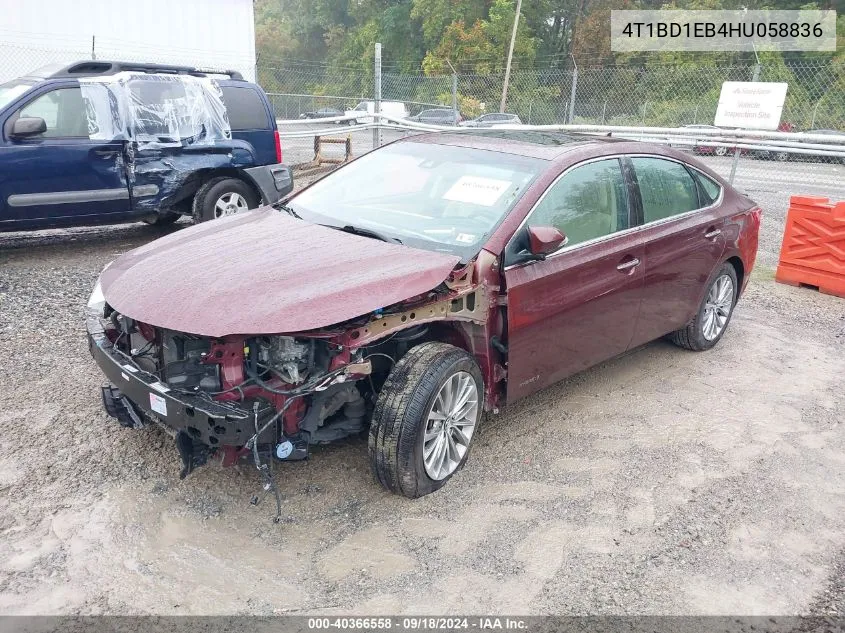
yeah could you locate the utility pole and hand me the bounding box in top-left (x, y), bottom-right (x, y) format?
top-left (373, 43), bottom-right (382, 149)
top-left (500, 0), bottom-right (522, 113)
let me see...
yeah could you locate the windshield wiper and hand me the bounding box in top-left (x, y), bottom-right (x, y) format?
top-left (275, 202), bottom-right (302, 219)
top-left (326, 224), bottom-right (402, 245)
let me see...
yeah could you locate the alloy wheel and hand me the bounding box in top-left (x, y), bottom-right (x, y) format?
top-left (702, 274), bottom-right (734, 341)
top-left (422, 371), bottom-right (479, 481)
top-left (214, 192), bottom-right (249, 218)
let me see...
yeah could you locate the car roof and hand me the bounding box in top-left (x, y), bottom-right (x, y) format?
top-left (402, 130), bottom-right (624, 160)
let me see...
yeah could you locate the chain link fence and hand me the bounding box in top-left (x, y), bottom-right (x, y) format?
top-left (260, 59), bottom-right (844, 128)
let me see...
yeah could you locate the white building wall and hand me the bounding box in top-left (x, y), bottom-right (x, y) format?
top-left (0, 0), bottom-right (256, 82)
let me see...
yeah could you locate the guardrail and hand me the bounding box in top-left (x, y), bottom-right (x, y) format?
top-left (277, 115), bottom-right (845, 182)
top-left (279, 114), bottom-right (845, 146)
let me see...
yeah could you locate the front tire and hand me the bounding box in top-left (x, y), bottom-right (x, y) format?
top-left (667, 262), bottom-right (738, 351)
top-left (192, 177), bottom-right (260, 223)
top-left (369, 342), bottom-right (483, 498)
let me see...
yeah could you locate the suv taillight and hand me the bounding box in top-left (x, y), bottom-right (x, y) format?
top-left (274, 129), bottom-right (282, 163)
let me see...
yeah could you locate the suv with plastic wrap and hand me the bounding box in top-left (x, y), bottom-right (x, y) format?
top-left (0, 61), bottom-right (292, 231)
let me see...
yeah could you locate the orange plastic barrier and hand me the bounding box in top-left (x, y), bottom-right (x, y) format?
top-left (776, 195), bottom-right (845, 299)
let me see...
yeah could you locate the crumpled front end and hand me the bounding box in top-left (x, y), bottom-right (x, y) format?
top-left (86, 249), bottom-right (500, 519)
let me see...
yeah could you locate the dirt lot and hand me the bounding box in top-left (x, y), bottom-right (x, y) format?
top-left (1, 193), bottom-right (844, 615)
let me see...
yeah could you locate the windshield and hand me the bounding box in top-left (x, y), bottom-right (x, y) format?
top-left (0, 81), bottom-right (34, 111)
top-left (288, 141), bottom-right (546, 258)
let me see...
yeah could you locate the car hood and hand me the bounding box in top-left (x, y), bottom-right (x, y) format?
top-left (100, 207), bottom-right (461, 337)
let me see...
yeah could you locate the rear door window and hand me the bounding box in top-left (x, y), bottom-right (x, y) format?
top-left (631, 157), bottom-right (700, 223)
top-left (221, 86), bottom-right (270, 130)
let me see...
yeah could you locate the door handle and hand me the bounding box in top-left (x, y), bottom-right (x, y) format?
top-left (705, 228), bottom-right (722, 239)
top-left (93, 149), bottom-right (119, 157)
top-left (616, 257), bottom-right (640, 271)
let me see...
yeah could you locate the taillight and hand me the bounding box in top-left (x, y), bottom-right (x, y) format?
top-left (274, 129), bottom-right (282, 163)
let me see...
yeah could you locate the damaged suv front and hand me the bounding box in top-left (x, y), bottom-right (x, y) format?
top-left (87, 136), bottom-right (545, 504)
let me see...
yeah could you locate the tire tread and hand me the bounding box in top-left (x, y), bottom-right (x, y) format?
top-left (368, 342), bottom-right (481, 498)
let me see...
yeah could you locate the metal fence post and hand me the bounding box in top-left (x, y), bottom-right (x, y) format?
top-left (568, 58), bottom-right (578, 124)
top-left (451, 72), bottom-right (458, 117)
top-left (373, 42), bottom-right (382, 149)
top-left (811, 98), bottom-right (823, 128)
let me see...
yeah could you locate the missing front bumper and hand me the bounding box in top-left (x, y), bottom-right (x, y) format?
top-left (89, 330), bottom-right (256, 448)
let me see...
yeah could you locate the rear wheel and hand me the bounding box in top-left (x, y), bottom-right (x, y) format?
top-left (369, 342), bottom-right (483, 498)
top-left (192, 177), bottom-right (259, 223)
top-left (715, 146), bottom-right (729, 156)
top-left (667, 262), bottom-right (738, 351)
top-left (774, 151), bottom-right (789, 162)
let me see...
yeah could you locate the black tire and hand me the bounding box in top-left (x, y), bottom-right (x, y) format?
top-left (667, 262), bottom-right (739, 351)
top-left (774, 151), bottom-right (789, 162)
top-left (368, 342), bottom-right (483, 498)
top-left (192, 177), bottom-right (260, 223)
top-left (142, 211), bottom-right (181, 227)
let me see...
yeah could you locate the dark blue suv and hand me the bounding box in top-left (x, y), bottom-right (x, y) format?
top-left (0, 61), bottom-right (293, 231)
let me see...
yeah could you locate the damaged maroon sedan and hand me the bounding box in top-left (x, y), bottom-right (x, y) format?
top-left (87, 131), bottom-right (761, 505)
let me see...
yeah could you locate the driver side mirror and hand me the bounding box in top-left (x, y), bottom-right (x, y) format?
top-left (527, 225), bottom-right (567, 258)
top-left (11, 116), bottom-right (47, 139)
top-left (508, 225), bottom-right (567, 267)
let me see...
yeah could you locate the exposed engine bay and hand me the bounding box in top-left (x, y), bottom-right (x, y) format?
top-left (107, 313), bottom-right (379, 451)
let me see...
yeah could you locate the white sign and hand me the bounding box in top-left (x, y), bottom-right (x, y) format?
top-left (443, 176), bottom-right (512, 207)
top-left (714, 81), bottom-right (788, 130)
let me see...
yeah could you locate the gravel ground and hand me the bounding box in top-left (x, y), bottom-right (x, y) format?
top-left (0, 173), bottom-right (844, 615)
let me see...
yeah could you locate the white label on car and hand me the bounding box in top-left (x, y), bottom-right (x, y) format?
top-left (455, 233), bottom-right (476, 244)
top-left (443, 176), bottom-right (511, 206)
top-left (122, 364), bottom-right (138, 373)
top-left (149, 381), bottom-right (170, 393)
top-left (149, 393), bottom-right (168, 417)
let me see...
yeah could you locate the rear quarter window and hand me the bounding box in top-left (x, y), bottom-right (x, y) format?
top-left (221, 86), bottom-right (271, 130)
top-left (693, 170), bottom-right (723, 205)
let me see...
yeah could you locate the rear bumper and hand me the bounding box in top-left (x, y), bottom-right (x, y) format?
top-left (87, 321), bottom-right (253, 448)
top-left (243, 163), bottom-right (294, 205)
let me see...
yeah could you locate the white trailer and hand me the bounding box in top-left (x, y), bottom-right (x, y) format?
top-left (0, 0), bottom-right (256, 83)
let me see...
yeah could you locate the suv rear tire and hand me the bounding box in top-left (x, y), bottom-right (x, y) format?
top-left (192, 177), bottom-right (260, 223)
top-left (369, 342), bottom-right (483, 498)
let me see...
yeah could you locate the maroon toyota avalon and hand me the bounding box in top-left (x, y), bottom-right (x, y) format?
top-left (87, 131), bottom-right (761, 505)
